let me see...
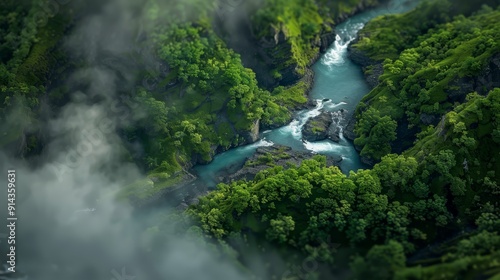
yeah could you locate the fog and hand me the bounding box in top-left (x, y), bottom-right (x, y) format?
top-left (0, 0), bottom-right (266, 279)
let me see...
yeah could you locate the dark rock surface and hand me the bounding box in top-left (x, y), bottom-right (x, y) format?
top-left (347, 40), bottom-right (384, 89)
top-left (224, 145), bottom-right (342, 183)
top-left (302, 112), bottom-right (333, 142)
top-left (446, 53), bottom-right (500, 102)
top-left (327, 110), bottom-right (349, 142)
top-left (347, 40), bottom-right (378, 67)
top-left (365, 63), bottom-right (384, 88)
top-left (243, 119), bottom-right (261, 143)
top-left (302, 109), bottom-right (350, 143)
top-left (360, 155), bottom-right (375, 166)
top-left (343, 114), bottom-right (357, 142)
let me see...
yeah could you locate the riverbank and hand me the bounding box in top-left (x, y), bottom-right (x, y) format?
top-left (127, 0), bottom-right (418, 208)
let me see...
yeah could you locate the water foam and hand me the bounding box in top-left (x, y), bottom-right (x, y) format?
top-left (244, 138), bottom-right (274, 151)
top-left (321, 22), bottom-right (365, 68)
top-left (303, 141), bottom-right (344, 153)
top-left (278, 99), bottom-right (328, 140)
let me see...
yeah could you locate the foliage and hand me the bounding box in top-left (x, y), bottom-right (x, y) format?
top-left (352, 2), bottom-right (500, 162)
top-left (354, 107), bottom-right (397, 161)
top-left (3, 0), bottom-right (500, 279)
top-left (251, 0), bottom-right (384, 83)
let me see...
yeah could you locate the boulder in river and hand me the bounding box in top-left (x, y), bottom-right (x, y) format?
top-left (302, 110), bottom-right (350, 143)
top-left (302, 112), bottom-right (333, 142)
top-left (225, 145), bottom-right (342, 183)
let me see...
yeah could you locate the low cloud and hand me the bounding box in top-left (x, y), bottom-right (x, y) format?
top-left (0, 0), bottom-right (261, 279)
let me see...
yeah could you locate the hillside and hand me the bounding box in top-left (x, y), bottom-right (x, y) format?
top-left (187, 1), bottom-right (500, 279)
top-left (1, 0), bottom-right (499, 279)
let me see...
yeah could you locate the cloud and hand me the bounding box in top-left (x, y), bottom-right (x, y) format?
top-left (0, 0), bottom-right (259, 279)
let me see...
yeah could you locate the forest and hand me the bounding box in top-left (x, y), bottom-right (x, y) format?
top-left (0, 0), bottom-right (499, 279)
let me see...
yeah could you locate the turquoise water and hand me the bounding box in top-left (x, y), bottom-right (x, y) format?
top-left (193, 0), bottom-right (418, 188)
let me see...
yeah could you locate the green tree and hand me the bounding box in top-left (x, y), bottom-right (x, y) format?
top-left (355, 108), bottom-right (398, 161)
top-left (266, 214), bottom-right (295, 244)
top-left (351, 240), bottom-right (406, 280)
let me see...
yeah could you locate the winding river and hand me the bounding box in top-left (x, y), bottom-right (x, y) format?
top-left (193, 0), bottom-right (418, 188)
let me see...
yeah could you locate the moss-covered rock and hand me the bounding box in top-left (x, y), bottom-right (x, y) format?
top-left (223, 144), bottom-right (342, 183)
top-left (302, 111), bottom-right (333, 142)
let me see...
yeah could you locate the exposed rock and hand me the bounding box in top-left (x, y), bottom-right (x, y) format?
top-left (347, 41), bottom-right (383, 89)
top-left (365, 63), bottom-right (384, 88)
top-left (301, 109), bottom-right (351, 143)
top-left (302, 112), bottom-right (333, 142)
top-left (343, 114), bottom-right (357, 142)
top-left (262, 0), bottom-right (386, 86)
top-left (306, 30), bottom-right (337, 67)
top-left (327, 109), bottom-right (349, 143)
top-left (328, 127), bottom-right (341, 142)
top-left (347, 40), bottom-right (378, 67)
top-left (155, 0), bottom-right (395, 210)
top-left (360, 156), bottom-right (375, 166)
top-left (243, 119), bottom-right (260, 143)
top-left (319, 32), bottom-right (337, 53)
top-left (301, 69), bottom-right (318, 106)
top-left (262, 69), bottom-right (316, 131)
top-left (446, 53), bottom-right (500, 102)
top-left (336, 1), bottom-right (373, 22)
top-left (224, 145), bottom-right (342, 183)
top-left (420, 113), bottom-right (439, 125)
top-left (215, 10), bottom-right (339, 89)
top-left (437, 116), bottom-right (448, 139)
top-left (280, 63), bottom-right (303, 86)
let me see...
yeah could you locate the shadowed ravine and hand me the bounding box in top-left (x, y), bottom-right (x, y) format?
top-left (193, 0), bottom-right (419, 188)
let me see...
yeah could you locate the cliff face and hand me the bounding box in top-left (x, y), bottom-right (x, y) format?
top-left (248, 24), bottom-right (337, 88)
top-left (205, 0), bottom-right (390, 172)
top-left (244, 119), bottom-right (261, 143)
top-left (214, 0), bottom-right (385, 90)
top-left (447, 53), bottom-right (500, 102)
top-left (345, 7), bottom-right (500, 165)
top-left (348, 39), bottom-right (384, 89)
top-left (334, 0), bottom-right (386, 22)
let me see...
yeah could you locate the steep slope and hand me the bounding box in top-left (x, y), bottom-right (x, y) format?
top-left (187, 2), bottom-right (500, 279)
top-left (348, 1), bottom-right (500, 163)
top-left (1, 0), bottom-right (392, 203)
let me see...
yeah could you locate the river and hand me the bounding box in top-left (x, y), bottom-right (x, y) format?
top-left (192, 0), bottom-right (418, 188)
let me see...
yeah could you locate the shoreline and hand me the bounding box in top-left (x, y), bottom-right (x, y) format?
top-left (133, 1), bottom-right (395, 208)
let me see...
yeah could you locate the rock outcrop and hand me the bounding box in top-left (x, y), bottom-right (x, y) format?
top-left (302, 109), bottom-right (349, 143)
top-left (243, 119), bottom-right (260, 143)
top-left (327, 109), bottom-right (348, 142)
top-left (446, 53), bottom-right (500, 102)
top-left (347, 40), bottom-right (384, 89)
top-left (223, 145), bottom-right (342, 183)
top-left (343, 114), bottom-right (357, 142)
top-left (302, 112), bottom-right (333, 142)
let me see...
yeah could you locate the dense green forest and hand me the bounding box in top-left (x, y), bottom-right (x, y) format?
top-left (186, 1), bottom-right (500, 279)
top-left (1, 0), bottom-right (500, 279)
top-left (0, 0), bottom-right (389, 201)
